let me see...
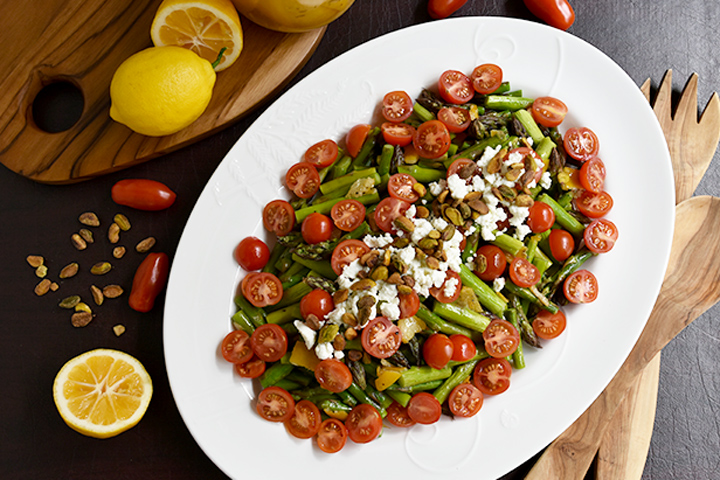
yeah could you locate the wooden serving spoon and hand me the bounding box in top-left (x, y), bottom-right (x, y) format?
top-left (524, 195), bottom-right (720, 479)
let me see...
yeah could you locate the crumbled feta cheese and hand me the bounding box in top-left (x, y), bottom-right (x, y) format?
top-left (429, 179), bottom-right (447, 196)
top-left (540, 171), bottom-right (552, 190)
top-left (493, 277), bottom-right (506, 293)
top-left (315, 342), bottom-right (334, 360)
top-left (363, 233), bottom-right (394, 249)
top-left (447, 173), bottom-right (471, 200)
top-left (411, 217), bottom-right (434, 244)
top-left (443, 276), bottom-right (459, 298)
top-left (294, 320), bottom-right (317, 350)
top-left (476, 145), bottom-right (502, 169)
top-left (337, 258), bottom-right (366, 290)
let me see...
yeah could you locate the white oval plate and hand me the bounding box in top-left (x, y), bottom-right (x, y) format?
top-left (164, 17), bottom-right (674, 480)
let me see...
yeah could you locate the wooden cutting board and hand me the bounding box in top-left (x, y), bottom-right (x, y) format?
top-left (0, 0), bottom-right (325, 184)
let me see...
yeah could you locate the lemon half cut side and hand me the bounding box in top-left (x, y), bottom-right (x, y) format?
top-left (53, 349), bottom-right (153, 439)
top-left (151, 0), bottom-right (244, 72)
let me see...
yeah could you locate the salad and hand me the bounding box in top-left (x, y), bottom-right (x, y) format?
top-left (220, 63), bottom-right (618, 453)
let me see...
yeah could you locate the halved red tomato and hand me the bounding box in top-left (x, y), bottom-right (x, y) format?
top-left (579, 157), bottom-right (606, 193)
top-left (398, 289), bottom-right (421, 319)
top-left (532, 309), bottom-right (567, 339)
top-left (250, 323), bottom-right (288, 362)
top-left (262, 200), bottom-right (296, 236)
top-left (475, 245), bottom-right (507, 281)
top-left (448, 383), bottom-right (484, 417)
top-left (235, 355), bottom-right (266, 378)
top-left (483, 318), bottom-right (520, 358)
top-left (407, 392), bottom-right (442, 424)
top-left (381, 122), bottom-right (415, 147)
top-left (473, 357), bottom-right (512, 395)
top-left (242, 272), bottom-right (284, 308)
top-left (438, 70), bottom-right (474, 104)
top-left (564, 127), bottom-right (600, 162)
top-left (414, 120), bottom-right (451, 159)
top-left (387, 173), bottom-right (420, 203)
top-left (286, 162), bottom-right (320, 199)
top-left (361, 316), bottom-right (401, 359)
top-left (429, 270), bottom-right (462, 303)
top-left (345, 404), bottom-right (382, 444)
top-left (346, 124), bottom-right (371, 158)
top-left (438, 106), bottom-right (472, 133)
top-left (330, 199), bottom-right (366, 232)
top-left (314, 359), bottom-right (353, 393)
top-left (447, 158), bottom-right (477, 179)
top-left (508, 257), bottom-right (541, 288)
top-left (531, 96), bottom-right (568, 127)
top-left (317, 418), bottom-right (348, 453)
top-left (285, 400), bottom-right (322, 439)
top-left (564, 269), bottom-right (599, 304)
top-left (450, 334), bottom-right (477, 362)
top-left (471, 63), bottom-right (503, 94)
top-left (304, 139), bottom-right (338, 168)
top-left (386, 401), bottom-right (416, 428)
top-left (381, 90), bottom-right (413, 123)
top-left (256, 386), bottom-right (295, 422)
top-left (374, 197), bottom-right (412, 234)
top-left (220, 330), bottom-right (253, 364)
top-left (576, 190), bottom-right (614, 219)
top-left (583, 218), bottom-right (618, 253)
top-left (330, 239), bottom-right (371, 275)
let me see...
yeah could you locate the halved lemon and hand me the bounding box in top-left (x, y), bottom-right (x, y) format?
top-left (53, 349), bottom-right (153, 439)
top-left (150, 0), bottom-right (243, 72)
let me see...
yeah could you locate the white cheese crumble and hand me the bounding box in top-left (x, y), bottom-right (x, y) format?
top-left (363, 233), bottom-right (395, 248)
top-left (493, 276), bottom-right (506, 293)
top-left (293, 320), bottom-right (316, 350)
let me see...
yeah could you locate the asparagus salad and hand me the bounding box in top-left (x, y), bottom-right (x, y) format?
top-left (220, 63), bottom-right (619, 452)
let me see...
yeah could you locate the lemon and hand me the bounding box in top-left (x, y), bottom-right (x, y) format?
top-left (109, 46), bottom-right (216, 137)
top-left (53, 348), bottom-right (153, 439)
top-left (151, 0), bottom-right (243, 72)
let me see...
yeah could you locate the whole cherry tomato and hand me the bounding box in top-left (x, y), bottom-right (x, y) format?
top-left (129, 252), bottom-right (170, 312)
top-left (523, 0), bottom-right (575, 31)
top-left (111, 179), bottom-right (176, 211)
top-left (233, 236), bottom-right (270, 271)
top-left (428, 0), bottom-right (469, 19)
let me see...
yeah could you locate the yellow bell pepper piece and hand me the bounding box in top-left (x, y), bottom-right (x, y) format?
top-left (289, 341), bottom-right (321, 371)
top-left (375, 366), bottom-right (405, 391)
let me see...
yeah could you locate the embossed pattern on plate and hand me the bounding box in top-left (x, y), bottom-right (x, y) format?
top-left (164, 17), bottom-right (674, 480)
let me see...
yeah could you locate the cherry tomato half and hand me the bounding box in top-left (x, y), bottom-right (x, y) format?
top-left (579, 157), bottom-right (606, 193)
top-left (263, 200), bottom-right (296, 237)
top-left (331, 199), bottom-right (366, 232)
top-left (304, 139), bottom-right (338, 168)
top-left (301, 212), bottom-right (333, 245)
top-left (471, 63), bottom-right (503, 94)
top-left (475, 245), bottom-right (507, 281)
top-left (583, 218), bottom-right (618, 254)
top-left (242, 272), bottom-right (284, 308)
top-left (483, 318), bottom-right (520, 358)
top-left (331, 239), bottom-right (370, 276)
top-left (388, 173), bottom-right (420, 203)
top-left (235, 355), bottom-right (266, 378)
top-left (407, 392), bottom-right (442, 425)
top-left (250, 323), bottom-right (288, 362)
top-left (386, 401), bottom-right (416, 427)
top-left (345, 404), bottom-right (383, 444)
top-left (438, 106), bottom-right (472, 133)
top-left (576, 190), bottom-right (614, 218)
top-left (423, 333), bottom-right (454, 369)
top-left (508, 257), bottom-right (541, 288)
top-left (361, 317), bottom-right (401, 359)
top-left (523, 0), bottom-right (576, 31)
top-left (414, 120), bottom-right (451, 159)
top-left (382, 90), bottom-right (413, 123)
top-left (527, 200), bottom-right (556, 233)
top-left (286, 162), bottom-right (320, 199)
top-left (532, 309), bottom-right (567, 339)
top-left (256, 386), bottom-right (295, 423)
top-left (399, 289), bottom-right (421, 319)
top-left (450, 334), bottom-right (477, 362)
top-left (220, 330), bottom-right (253, 364)
top-left (438, 70), bottom-right (474, 104)
top-left (315, 359), bottom-right (353, 393)
top-left (346, 124), bottom-right (371, 158)
top-left (128, 252), bottom-right (170, 312)
top-left (564, 269), bottom-right (599, 304)
top-left (548, 229), bottom-right (575, 262)
top-left (473, 357), bottom-right (512, 395)
top-left (564, 127), bottom-right (600, 162)
top-left (234, 236), bottom-right (270, 271)
top-left (111, 179), bottom-right (176, 211)
top-left (448, 383), bottom-right (484, 418)
top-left (300, 289), bottom-right (334, 322)
top-left (428, 0), bottom-right (469, 19)
top-left (429, 270), bottom-right (462, 303)
top-left (317, 418), bottom-right (348, 453)
top-left (374, 197), bottom-right (412, 234)
top-left (381, 122), bottom-right (415, 147)
top-left (285, 400), bottom-right (322, 439)
top-left (531, 96), bottom-right (568, 127)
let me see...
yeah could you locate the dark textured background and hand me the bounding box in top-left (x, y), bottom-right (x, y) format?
top-left (2, 1), bottom-right (719, 479)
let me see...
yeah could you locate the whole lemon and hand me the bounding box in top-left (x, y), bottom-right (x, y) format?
top-left (110, 46), bottom-right (216, 137)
